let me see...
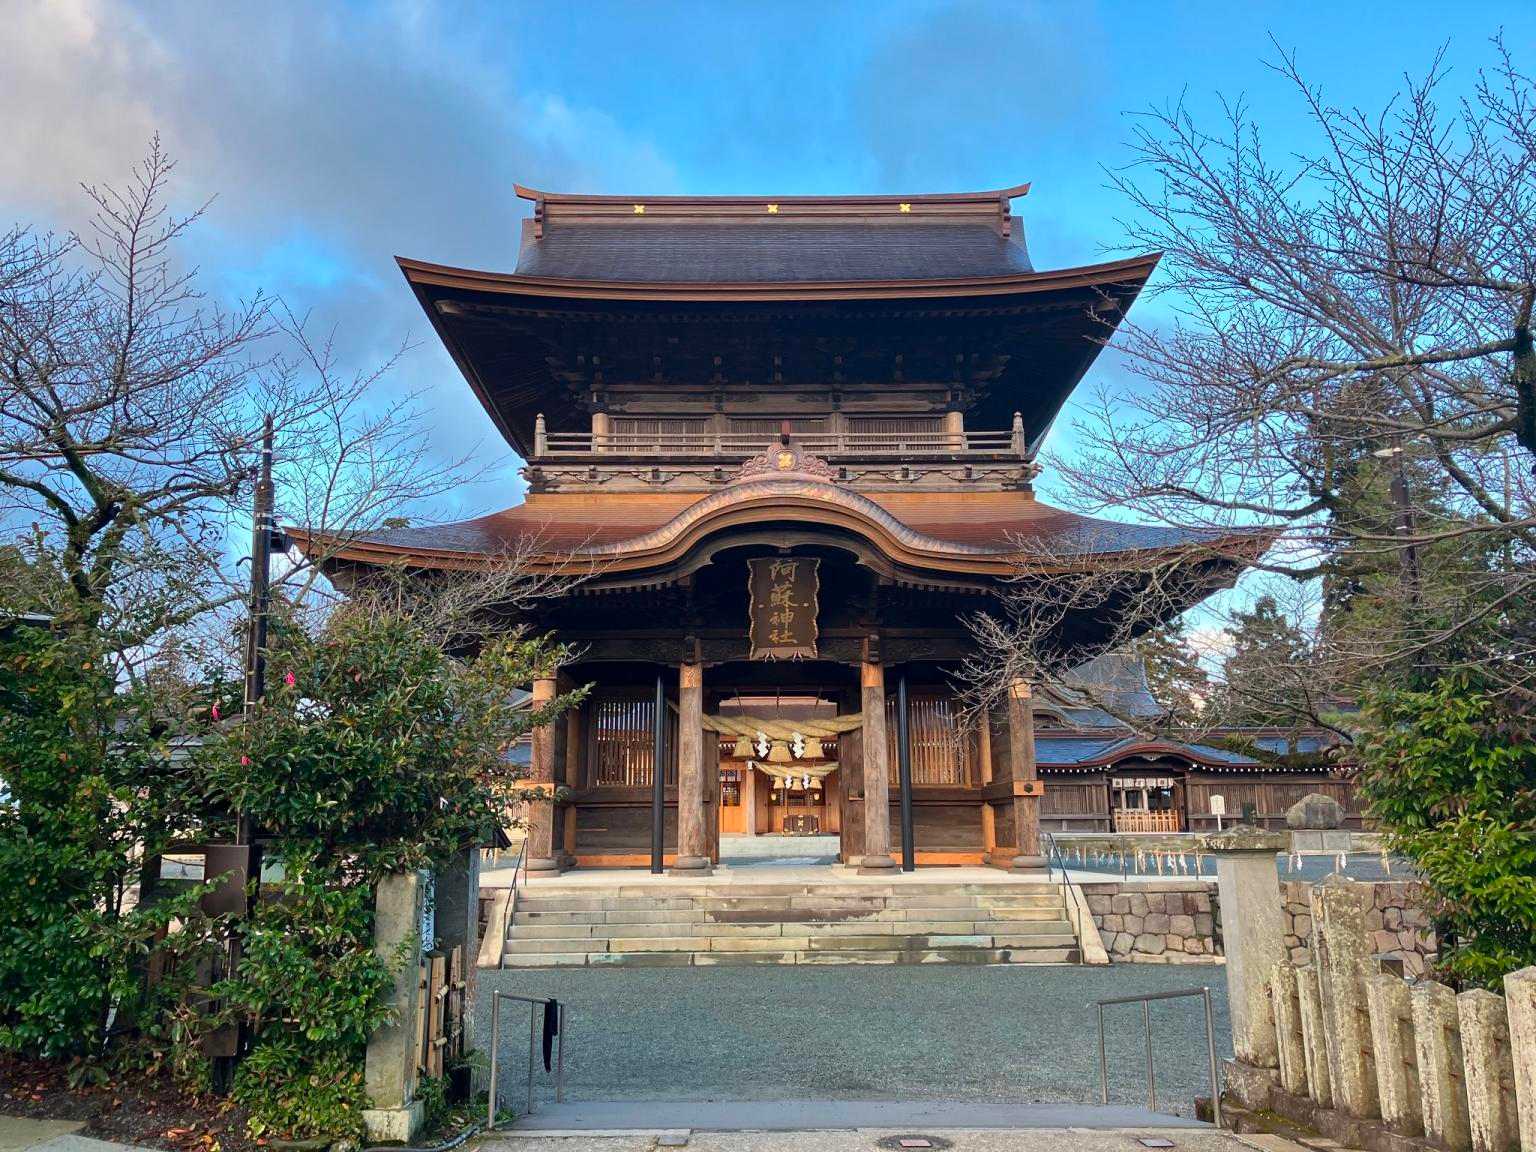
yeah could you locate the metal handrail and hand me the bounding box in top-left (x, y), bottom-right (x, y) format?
top-left (1092, 985), bottom-right (1221, 1128)
top-left (487, 991), bottom-right (566, 1128)
top-left (508, 837), bottom-right (528, 899)
top-left (1041, 832), bottom-right (1082, 965)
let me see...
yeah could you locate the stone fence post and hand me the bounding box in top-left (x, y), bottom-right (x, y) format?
top-left (1458, 988), bottom-right (1519, 1152)
top-left (1505, 966), bottom-right (1536, 1152)
top-left (1364, 967), bottom-right (1421, 1135)
top-left (363, 871), bottom-right (425, 1143)
top-left (1201, 826), bottom-right (1288, 1107)
top-left (1312, 876), bottom-right (1380, 1119)
top-left (1412, 979), bottom-right (1470, 1150)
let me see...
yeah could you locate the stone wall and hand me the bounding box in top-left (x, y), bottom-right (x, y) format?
top-left (1280, 878), bottom-right (1436, 976)
top-left (1079, 880), bottom-right (1222, 963)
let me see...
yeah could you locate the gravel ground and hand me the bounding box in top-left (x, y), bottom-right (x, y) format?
top-left (477, 964), bottom-right (1230, 1116)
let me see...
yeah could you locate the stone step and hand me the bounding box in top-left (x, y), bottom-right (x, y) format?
top-left (511, 905), bottom-right (1065, 926)
top-left (514, 891), bottom-right (1063, 914)
top-left (509, 916), bottom-right (1074, 940)
top-left (503, 929), bottom-right (1077, 956)
top-left (502, 944), bottom-right (1080, 968)
top-left (521, 883), bottom-right (1062, 902)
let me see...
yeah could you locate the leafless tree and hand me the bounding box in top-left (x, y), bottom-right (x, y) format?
top-left (1001, 37), bottom-right (1536, 714)
top-left (0, 140), bottom-right (482, 676)
top-left (958, 524), bottom-right (1268, 735)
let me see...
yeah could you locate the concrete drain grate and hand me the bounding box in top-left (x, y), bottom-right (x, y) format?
top-left (877, 1138), bottom-right (954, 1151)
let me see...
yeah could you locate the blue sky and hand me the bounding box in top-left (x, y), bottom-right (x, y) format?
top-left (2, 0), bottom-right (1528, 531)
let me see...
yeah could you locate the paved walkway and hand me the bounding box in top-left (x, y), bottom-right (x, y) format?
top-left (0, 1118), bottom-right (127, 1152)
top-left (504, 1100), bottom-right (1210, 1131)
top-left (482, 1126), bottom-right (1277, 1152)
top-left (479, 963), bottom-right (1230, 1115)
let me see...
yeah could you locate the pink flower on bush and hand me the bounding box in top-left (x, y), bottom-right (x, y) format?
top-left (284, 670), bottom-right (296, 688)
top-left (210, 703), bottom-right (220, 721)
top-left (240, 754), bottom-right (250, 767)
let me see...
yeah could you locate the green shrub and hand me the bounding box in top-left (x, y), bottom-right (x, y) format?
top-left (232, 1039), bottom-right (371, 1142)
top-left (195, 605), bottom-right (580, 1139)
top-left (0, 627), bottom-right (197, 1058)
top-left (1357, 675), bottom-right (1536, 989)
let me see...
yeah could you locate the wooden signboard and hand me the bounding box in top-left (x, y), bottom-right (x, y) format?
top-left (748, 556), bottom-right (819, 660)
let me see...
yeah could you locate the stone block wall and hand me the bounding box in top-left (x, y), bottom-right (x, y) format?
top-left (1079, 880), bottom-right (1222, 963)
top-left (1280, 878), bottom-right (1436, 975)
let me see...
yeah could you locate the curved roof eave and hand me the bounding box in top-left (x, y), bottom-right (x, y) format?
top-left (286, 480), bottom-right (1273, 585)
top-left (395, 251), bottom-right (1160, 304)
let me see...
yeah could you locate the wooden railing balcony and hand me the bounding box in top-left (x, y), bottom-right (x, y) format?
top-left (1111, 809), bottom-right (1185, 834)
top-left (532, 420), bottom-right (1029, 461)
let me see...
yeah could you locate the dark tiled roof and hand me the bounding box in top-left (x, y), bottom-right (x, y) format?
top-left (1035, 737), bottom-right (1130, 765)
top-left (1249, 734), bottom-right (1334, 756)
top-left (1049, 653), bottom-right (1166, 720)
top-left (515, 221), bottom-right (1035, 284)
top-left (1035, 734), bottom-right (1262, 770)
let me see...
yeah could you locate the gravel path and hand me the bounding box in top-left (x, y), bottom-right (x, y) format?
top-left (477, 964), bottom-right (1230, 1116)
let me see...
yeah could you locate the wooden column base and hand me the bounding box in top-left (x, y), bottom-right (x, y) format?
top-left (668, 855), bottom-right (713, 876)
top-left (858, 854), bottom-right (900, 875)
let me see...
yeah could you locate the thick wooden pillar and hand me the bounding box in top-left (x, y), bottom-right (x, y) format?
top-left (859, 655), bottom-right (897, 873)
top-left (1008, 679), bottom-right (1046, 872)
top-left (526, 674), bottom-right (560, 873)
top-left (671, 660), bottom-right (711, 874)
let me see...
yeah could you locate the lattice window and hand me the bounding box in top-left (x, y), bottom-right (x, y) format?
top-left (586, 693), bottom-right (678, 787)
top-left (727, 417), bottom-right (831, 441)
top-left (606, 416), bottom-right (709, 448)
top-left (885, 691), bottom-right (970, 786)
top-left (845, 415), bottom-right (945, 437)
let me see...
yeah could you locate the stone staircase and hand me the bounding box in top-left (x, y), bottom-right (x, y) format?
top-left (501, 881), bottom-right (1080, 967)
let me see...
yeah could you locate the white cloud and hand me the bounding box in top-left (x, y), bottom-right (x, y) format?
top-left (0, 0), bottom-right (681, 520)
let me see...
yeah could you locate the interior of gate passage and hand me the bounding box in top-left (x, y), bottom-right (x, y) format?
top-left (290, 184), bottom-right (1316, 872)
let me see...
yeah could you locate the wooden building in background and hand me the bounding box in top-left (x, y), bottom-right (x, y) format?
top-left (293, 184), bottom-right (1324, 874)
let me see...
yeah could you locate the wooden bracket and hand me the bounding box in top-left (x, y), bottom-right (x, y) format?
top-left (1012, 779), bottom-right (1045, 798)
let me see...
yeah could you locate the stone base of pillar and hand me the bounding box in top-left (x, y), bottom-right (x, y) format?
top-left (525, 857), bottom-right (562, 874)
top-left (1222, 1057), bottom-right (1280, 1111)
top-left (363, 1100), bottom-right (423, 1144)
top-left (669, 855), bottom-right (713, 875)
top-left (1009, 854), bottom-right (1047, 873)
top-left (858, 854), bottom-right (899, 874)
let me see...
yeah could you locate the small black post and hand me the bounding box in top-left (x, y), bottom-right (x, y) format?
top-left (651, 670), bottom-right (666, 874)
top-left (896, 672), bottom-right (915, 872)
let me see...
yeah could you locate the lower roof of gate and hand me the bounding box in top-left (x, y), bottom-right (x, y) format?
top-left (289, 478), bottom-right (1269, 590)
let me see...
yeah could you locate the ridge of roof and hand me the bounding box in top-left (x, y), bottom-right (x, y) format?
top-left (514, 183), bottom-right (1032, 207)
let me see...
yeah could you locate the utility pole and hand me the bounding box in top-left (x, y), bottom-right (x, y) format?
top-left (243, 415), bottom-right (275, 734)
top-left (207, 414), bottom-right (275, 1091)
